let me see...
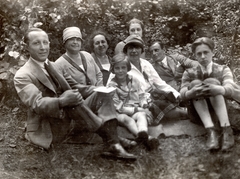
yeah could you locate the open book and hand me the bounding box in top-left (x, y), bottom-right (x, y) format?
top-left (93, 86), bottom-right (116, 93)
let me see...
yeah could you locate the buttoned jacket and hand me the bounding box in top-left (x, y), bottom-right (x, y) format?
top-left (150, 54), bottom-right (199, 91)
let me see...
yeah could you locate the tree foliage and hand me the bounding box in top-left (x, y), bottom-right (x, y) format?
top-left (0, 0), bottom-right (240, 105)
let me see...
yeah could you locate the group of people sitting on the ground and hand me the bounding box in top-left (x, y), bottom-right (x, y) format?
top-left (14, 17), bottom-right (240, 160)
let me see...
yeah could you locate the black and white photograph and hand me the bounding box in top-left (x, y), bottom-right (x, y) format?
top-left (0, 0), bottom-right (240, 178)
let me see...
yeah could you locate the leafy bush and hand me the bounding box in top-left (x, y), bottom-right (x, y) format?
top-left (0, 0), bottom-right (240, 105)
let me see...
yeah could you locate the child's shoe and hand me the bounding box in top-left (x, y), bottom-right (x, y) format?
top-left (136, 131), bottom-right (148, 145)
top-left (146, 136), bottom-right (160, 151)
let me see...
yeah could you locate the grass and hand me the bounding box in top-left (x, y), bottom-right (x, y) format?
top-left (1, 105), bottom-right (240, 179)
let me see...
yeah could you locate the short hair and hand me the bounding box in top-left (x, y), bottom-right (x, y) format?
top-left (88, 30), bottom-right (110, 52)
top-left (191, 37), bottom-right (214, 53)
top-left (110, 53), bottom-right (131, 73)
top-left (150, 41), bottom-right (165, 49)
top-left (127, 18), bottom-right (144, 31)
top-left (23, 28), bottom-right (47, 45)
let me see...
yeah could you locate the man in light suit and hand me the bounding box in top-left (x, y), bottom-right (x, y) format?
top-left (14, 28), bottom-right (136, 159)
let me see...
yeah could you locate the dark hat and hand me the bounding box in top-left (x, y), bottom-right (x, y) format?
top-left (123, 34), bottom-right (144, 54)
top-left (191, 37), bottom-right (214, 53)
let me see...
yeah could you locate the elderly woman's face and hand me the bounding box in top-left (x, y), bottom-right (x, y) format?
top-left (129, 23), bottom-right (143, 37)
top-left (93, 34), bottom-right (109, 55)
top-left (194, 44), bottom-right (213, 67)
top-left (64, 37), bottom-right (82, 54)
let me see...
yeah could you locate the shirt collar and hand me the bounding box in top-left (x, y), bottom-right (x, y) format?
top-left (200, 61), bottom-right (213, 74)
top-left (30, 57), bottom-right (50, 76)
top-left (152, 55), bottom-right (166, 63)
top-left (161, 56), bottom-right (168, 66)
top-left (30, 57), bottom-right (48, 68)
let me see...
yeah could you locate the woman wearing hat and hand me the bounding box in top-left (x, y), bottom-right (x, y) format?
top-left (55, 26), bottom-right (103, 87)
top-left (180, 37), bottom-right (235, 151)
top-left (122, 34), bottom-right (188, 126)
top-left (114, 18), bottom-right (146, 58)
top-left (55, 27), bottom-right (137, 159)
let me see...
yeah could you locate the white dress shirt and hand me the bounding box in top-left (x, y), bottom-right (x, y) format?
top-left (128, 58), bottom-right (180, 98)
top-left (200, 61), bottom-right (213, 75)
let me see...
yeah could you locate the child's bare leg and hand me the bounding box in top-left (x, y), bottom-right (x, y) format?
top-left (133, 112), bottom-right (148, 132)
top-left (133, 112), bottom-right (159, 150)
top-left (117, 114), bottom-right (138, 137)
top-left (132, 111), bottom-right (148, 142)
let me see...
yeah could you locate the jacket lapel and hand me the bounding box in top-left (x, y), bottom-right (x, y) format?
top-left (210, 63), bottom-right (217, 76)
top-left (166, 56), bottom-right (176, 74)
top-left (28, 59), bottom-right (57, 93)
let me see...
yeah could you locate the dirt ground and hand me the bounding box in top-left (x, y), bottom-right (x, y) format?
top-left (1, 104), bottom-right (240, 179)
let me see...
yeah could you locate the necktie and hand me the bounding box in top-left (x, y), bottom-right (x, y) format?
top-left (44, 62), bottom-right (64, 95)
top-left (202, 68), bottom-right (208, 80)
top-left (44, 61), bottom-right (102, 132)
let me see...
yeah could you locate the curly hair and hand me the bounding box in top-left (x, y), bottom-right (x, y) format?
top-left (87, 30), bottom-right (111, 53)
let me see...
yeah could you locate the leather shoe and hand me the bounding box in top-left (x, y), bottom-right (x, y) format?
top-left (119, 137), bottom-right (137, 149)
top-left (221, 126), bottom-right (234, 151)
top-left (136, 131), bottom-right (148, 144)
top-left (206, 127), bottom-right (219, 150)
top-left (102, 143), bottom-right (137, 160)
